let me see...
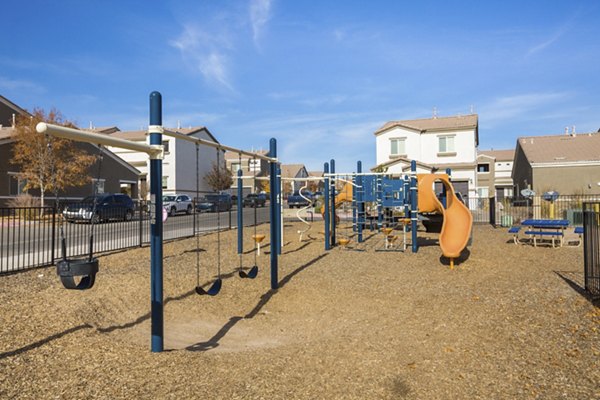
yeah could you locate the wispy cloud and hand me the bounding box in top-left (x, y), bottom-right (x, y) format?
top-left (527, 12), bottom-right (579, 55)
top-left (170, 24), bottom-right (235, 92)
top-left (250, 0), bottom-right (272, 48)
top-left (480, 92), bottom-right (569, 123)
top-left (0, 76), bottom-right (45, 93)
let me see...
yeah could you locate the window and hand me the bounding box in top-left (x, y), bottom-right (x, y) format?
top-left (162, 140), bottom-right (170, 153)
top-left (162, 176), bottom-right (168, 189)
top-left (249, 159), bottom-right (260, 172)
top-left (477, 187), bottom-right (489, 198)
top-left (390, 138), bottom-right (406, 156)
top-left (477, 164), bottom-right (490, 173)
top-left (8, 174), bottom-right (28, 196)
top-left (231, 162), bottom-right (241, 172)
top-left (438, 136), bottom-right (455, 153)
top-left (92, 179), bottom-right (105, 194)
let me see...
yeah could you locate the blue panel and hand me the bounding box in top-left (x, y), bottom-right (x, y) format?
top-left (381, 178), bottom-right (405, 207)
top-left (361, 175), bottom-right (378, 202)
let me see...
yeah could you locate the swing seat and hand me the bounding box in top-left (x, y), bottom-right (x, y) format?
top-left (195, 278), bottom-right (222, 296)
top-left (338, 238), bottom-right (351, 246)
top-left (239, 265), bottom-right (258, 279)
top-left (57, 257), bottom-right (99, 290)
top-left (381, 227), bottom-right (394, 236)
top-left (252, 234), bottom-right (266, 243)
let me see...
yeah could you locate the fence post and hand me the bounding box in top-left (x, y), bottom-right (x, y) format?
top-left (489, 196), bottom-right (496, 227)
top-left (139, 201), bottom-right (144, 247)
top-left (51, 205), bottom-right (56, 262)
top-left (228, 208), bottom-right (232, 230)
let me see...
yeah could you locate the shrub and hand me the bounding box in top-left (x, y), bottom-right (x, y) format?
top-left (7, 194), bottom-right (42, 220)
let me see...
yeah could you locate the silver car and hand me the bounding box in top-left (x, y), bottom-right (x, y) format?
top-left (163, 194), bottom-right (193, 216)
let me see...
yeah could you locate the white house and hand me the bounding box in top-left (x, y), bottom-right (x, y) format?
top-left (373, 114), bottom-right (479, 198)
top-left (96, 126), bottom-right (221, 199)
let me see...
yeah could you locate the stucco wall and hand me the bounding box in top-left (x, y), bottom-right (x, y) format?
top-left (533, 165), bottom-right (600, 195)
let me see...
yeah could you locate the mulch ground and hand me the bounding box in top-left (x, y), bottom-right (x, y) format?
top-left (0, 221), bottom-right (598, 399)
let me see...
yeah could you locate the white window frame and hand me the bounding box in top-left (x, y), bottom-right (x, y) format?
top-left (389, 137), bottom-right (406, 157)
top-left (162, 176), bottom-right (168, 189)
top-left (438, 135), bottom-right (455, 155)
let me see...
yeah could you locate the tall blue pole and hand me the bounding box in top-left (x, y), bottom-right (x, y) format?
top-left (324, 162), bottom-right (330, 251)
top-left (149, 91), bottom-right (163, 352)
top-left (330, 159), bottom-right (336, 246)
top-left (237, 169), bottom-right (243, 255)
top-left (269, 139), bottom-right (279, 289)
top-left (357, 161), bottom-right (363, 243)
top-left (410, 160), bottom-right (418, 253)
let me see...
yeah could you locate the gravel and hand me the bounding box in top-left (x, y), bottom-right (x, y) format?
top-left (0, 222), bottom-right (598, 399)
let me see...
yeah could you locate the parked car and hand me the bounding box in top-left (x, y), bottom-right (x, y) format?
top-left (243, 193), bottom-right (267, 208)
top-left (63, 193), bottom-right (135, 223)
top-left (163, 194), bottom-right (193, 216)
top-left (196, 193), bottom-right (232, 212)
top-left (287, 190), bottom-right (314, 208)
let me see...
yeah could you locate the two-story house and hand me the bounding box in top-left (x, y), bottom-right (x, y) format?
top-left (100, 126), bottom-right (221, 199)
top-left (280, 164), bottom-right (309, 194)
top-left (512, 131), bottom-right (600, 195)
top-left (373, 114), bottom-right (479, 199)
top-left (476, 149), bottom-right (515, 200)
top-left (225, 149), bottom-right (269, 196)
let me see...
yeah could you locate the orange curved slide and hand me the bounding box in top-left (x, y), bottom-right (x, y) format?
top-left (417, 174), bottom-right (473, 260)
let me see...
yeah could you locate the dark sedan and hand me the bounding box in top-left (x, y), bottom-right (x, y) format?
top-left (63, 193), bottom-right (135, 223)
top-left (196, 194), bottom-right (232, 212)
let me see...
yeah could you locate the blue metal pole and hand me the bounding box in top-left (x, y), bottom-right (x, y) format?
top-left (410, 160), bottom-right (418, 253)
top-left (237, 169), bottom-right (243, 254)
top-left (324, 162), bottom-right (330, 251)
top-left (149, 91), bottom-right (163, 353)
top-left (330, 159), bottom-right (336, 246)
top-left (268, 139), bottom-right (279, 289)
top-left (357, 161), bottom-right (363, 243)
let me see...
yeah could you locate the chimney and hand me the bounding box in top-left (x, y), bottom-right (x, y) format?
top-left (433, 107), bottom-right (437, 119)
top-left (571, 125), bottom-right (576, 136)
top-left (177, 120), bottom-right (181, 129)
top-left (12, 113), bottom-right (16, 128)
top-left (564, 126), bottom-right (569, 135)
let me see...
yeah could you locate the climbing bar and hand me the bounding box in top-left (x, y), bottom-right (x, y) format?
top-left (36, 123), bottom-right (163, 159)
top-left (161, 129), bottom-right (277, 163)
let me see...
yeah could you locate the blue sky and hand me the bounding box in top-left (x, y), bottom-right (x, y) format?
top-left (2, 1), bottom-right (599, 172)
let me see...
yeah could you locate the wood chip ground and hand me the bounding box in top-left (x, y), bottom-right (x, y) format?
top-left (0, 222), bottom-right (598, 399)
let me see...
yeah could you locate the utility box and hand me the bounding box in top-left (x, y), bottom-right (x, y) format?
top-left (501, 215), bottom-right (513, 227)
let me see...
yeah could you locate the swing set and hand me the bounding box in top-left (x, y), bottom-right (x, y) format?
top-left (37, 91), bottom-right (282, 353)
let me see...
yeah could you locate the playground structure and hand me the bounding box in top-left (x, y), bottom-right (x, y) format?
top-left (321, 160), bottom-right (473, 267)
top-left (36, 91), bottom-right (282, 353)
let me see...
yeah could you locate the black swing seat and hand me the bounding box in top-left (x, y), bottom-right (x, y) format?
top-left (195, 278), bottom-right (222, 296)
top-left (239, 265), bottom-right (258, 279)
top-left (57, 257), bottom-right (99, 290)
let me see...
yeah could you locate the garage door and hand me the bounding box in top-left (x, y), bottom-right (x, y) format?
top-left (434, 180), bottom-right (469, 199)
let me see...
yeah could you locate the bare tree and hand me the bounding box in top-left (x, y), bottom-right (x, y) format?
top-left (204, 161), bottom-right (233, 192)
top-left (11, 108), bottom-right (95, 208)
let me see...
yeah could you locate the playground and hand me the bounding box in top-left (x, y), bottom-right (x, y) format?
top-left (0, 221), bottom-right (598, 399)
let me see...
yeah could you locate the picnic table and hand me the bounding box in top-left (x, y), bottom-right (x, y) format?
top-left (509, 219), bottom-right (570, 247)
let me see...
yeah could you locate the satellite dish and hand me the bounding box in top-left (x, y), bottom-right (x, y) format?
top-left (542, 191), bottom-right (559, 201)
top-left (520, 189), bottom-right (535, 198)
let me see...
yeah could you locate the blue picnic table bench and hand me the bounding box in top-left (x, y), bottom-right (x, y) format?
top-left (508, 219), bottom-right (572, 247)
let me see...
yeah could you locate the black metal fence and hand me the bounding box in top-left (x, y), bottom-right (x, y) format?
top-left (0, 201), bottom-right (270, 274)
top-left (471, 195), bottom-right (600, 226)
top-left (583, 202), bottom-right (600, 297)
